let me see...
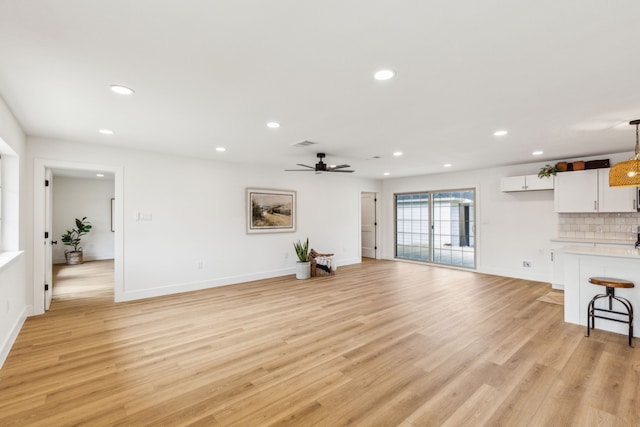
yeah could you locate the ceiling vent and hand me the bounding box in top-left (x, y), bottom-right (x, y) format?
top-left (292, 140), bottom-right (318, 147)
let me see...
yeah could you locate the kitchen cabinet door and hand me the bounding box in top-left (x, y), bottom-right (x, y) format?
top-left (500, 176), bottom-right (526, 192)
top-left (550, 249), bottom-right (564, 290)
top-left (598, 168), bottom-right (638, 213)
top-left (526, 174), bottom-right (554, 190)
top-left (554, 169), bottom-right (598, 213)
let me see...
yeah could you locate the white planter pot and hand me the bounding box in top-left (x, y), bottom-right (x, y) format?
top-left (296, 261), bottom-right (311, 279)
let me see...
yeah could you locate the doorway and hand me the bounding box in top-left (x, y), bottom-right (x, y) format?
top-left (33, 159), bottom-right (124, 315)
top-left (361, 192), bottom-right (377, 259)
top-left (50, 171), bottom-right (116, 308)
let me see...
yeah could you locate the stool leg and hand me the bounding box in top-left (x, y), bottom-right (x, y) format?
top-left (586, 298), bottom-right (595, 338)
top-left (611, 295), bottom-right (634, 348)
top-left (586, 294), bottom-right (607, 339)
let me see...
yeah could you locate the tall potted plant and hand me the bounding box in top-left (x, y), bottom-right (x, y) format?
top-left (61, 217), bottom-right (92, 265)
top-left (293, 238), bottom-right (310, 279)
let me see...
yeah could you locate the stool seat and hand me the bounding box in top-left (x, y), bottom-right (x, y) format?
top-left (589, 277), bottom-right (634, 288)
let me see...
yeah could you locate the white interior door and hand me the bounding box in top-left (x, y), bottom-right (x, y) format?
top-left (361, 192), bottom-right (377, 258)
top-left (44, 169), bottom-right (53, 310)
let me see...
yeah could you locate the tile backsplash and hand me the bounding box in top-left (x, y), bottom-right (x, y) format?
top-left (558, 213), bottom-right (640, 242)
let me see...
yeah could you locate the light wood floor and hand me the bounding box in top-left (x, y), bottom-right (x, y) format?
top-left (1, 260), bottom-right (639, 426)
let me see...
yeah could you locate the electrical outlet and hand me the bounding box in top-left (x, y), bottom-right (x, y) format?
top-left (197, 261), bottom-right (203, 270)
top-left (522, 260), bottom-right (532, 268)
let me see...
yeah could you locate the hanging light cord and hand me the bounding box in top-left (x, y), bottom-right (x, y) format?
top-left (636, 122), bottom-right (640, 159)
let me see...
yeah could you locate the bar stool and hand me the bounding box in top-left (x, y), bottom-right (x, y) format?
top-left (586, 277), bottom-right (634, 347)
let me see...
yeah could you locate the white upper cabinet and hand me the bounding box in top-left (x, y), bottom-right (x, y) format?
top-left (554, 168), bottom-right (637, 213)
top-left (500, 175), bottom-right (554, 192)
top-left (526, 175), bottom-right (555, 191)
top-left (555, 170), bottom-right (598, 212)
top-left (598, 169), bottom-right (637, 213)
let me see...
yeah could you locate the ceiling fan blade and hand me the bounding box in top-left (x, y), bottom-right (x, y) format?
top-left (328, 169), bottom-right (354, 173)
top-left (329, 164), bottom-right (351, 169)
top-left (296, 164), bottom-right (315, 169)
top-left (285, 169), bottom-right (315, 171)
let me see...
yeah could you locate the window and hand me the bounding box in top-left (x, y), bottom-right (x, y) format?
top-left (0, 142), bottom-right (19, 254)
top-left (395, 189), bottom-right (475, 268)
top-left (0, 154), bottom-right (3, 251)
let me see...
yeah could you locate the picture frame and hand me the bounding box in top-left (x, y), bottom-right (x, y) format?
top-left (246, 188), bottom-right (296, 234)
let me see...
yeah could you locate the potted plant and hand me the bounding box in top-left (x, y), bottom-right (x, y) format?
top-left (538, 164), bottom-right (562, 178)
top-left (61, 217), bottom-right (92, 265)
top-left (293, 238), bottom-right (311, 279)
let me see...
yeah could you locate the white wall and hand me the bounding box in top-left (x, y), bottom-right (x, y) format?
top-left (52, 176), bottom-right (115, 263)
top-left (27, 137), bottom-right (381, 304)
top-left (0, 95), bottom-right (28, 368)
top-left (381, 154), bottom-right (633, 282)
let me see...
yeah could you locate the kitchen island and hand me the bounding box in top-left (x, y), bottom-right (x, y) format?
top-left (561, 245), bottom-right (640, 338)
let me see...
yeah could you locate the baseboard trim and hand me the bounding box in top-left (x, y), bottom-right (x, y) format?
top-left (0, 305), bottom-right (29, 369)
top-left (118, 267), bottom-right (296, 302)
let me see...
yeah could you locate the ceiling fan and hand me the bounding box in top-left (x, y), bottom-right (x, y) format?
top-left (285, 153), bottom-right (354, 173)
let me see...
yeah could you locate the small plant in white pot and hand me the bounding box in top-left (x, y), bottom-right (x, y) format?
top-left (293, 238), bottom-right (310, 279)
top-left (61, 217), bottom-right (92, 265)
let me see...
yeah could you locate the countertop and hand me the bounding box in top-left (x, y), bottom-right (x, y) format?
top-left (559, 245), bottom-right (640, 259)
top-left (551, 237), bottom-right (635, 246)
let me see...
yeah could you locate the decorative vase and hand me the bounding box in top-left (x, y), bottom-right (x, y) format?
top-left (556, 162), bottom-right (568, 172)
top-left (65, 249), bottom-right (83, 265)
top-left (296, 261), bottom-right (310, 279)
top-left (573, 160), bottom-right (585, 171)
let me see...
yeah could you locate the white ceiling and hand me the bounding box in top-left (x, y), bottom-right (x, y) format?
top-left (1, 1), bottom-right (640, 179)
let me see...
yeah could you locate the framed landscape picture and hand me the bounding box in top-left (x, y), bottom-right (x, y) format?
top-left (246, 188), bottom-right (296, 234)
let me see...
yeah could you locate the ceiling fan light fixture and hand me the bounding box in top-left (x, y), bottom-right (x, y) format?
top-left (284, 153), bottom-right (354, 173)
top-left (610, 119), bottom-right (640, 187)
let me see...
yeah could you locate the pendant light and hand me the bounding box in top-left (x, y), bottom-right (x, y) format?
top-left (609, 119), bottom-right (640, 187)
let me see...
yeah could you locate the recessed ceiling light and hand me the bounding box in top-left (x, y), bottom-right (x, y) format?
top-left (266, 122), bottom-right (280, 129)
top-left (383, 172), bottom-right (390, 176)
top-left (443, 163), bottom-right (452, 168)
top-left (374, 69), bottom-right (395, 81)
top-left (110, 85), bottom-right (135, 95)
top-left (393, 151), bottom-right (403, 157)
top-left (532, 150), bottom-right (544, 156)
top-left (216, 147), bottom-right (226, 152)
top-left (99, 129), bottom-right (114, 135)
top-left (96, 173), bottom-right (104, 177)
top-left (494, 130), bottom-right (508, 136)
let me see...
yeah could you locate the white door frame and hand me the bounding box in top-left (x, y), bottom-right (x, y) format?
top-left (33, 158), bottom-right (124, 315)
top-left (44, 168), bottom-right (53, 310)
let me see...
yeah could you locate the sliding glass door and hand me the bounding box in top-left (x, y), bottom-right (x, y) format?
top-left (395, 189), bottom-right (475, 268)
top-left (396, 193), bottom-right (429, 261)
